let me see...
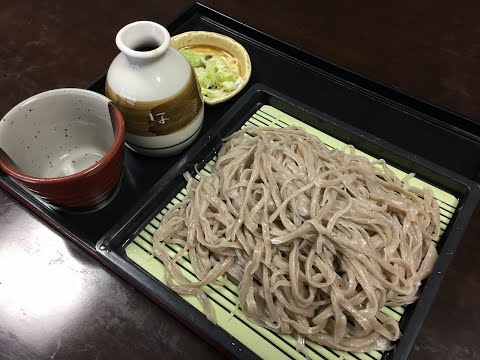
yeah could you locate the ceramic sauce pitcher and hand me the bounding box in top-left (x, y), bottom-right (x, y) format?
top-left (106, 21), bottom-right (204, 157)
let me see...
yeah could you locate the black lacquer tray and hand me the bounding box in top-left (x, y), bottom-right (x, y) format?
top-left (1, 3), bottom-right (480, 360)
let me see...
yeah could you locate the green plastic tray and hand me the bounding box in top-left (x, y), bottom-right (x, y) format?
top-left (125, 105), bottom-right (457, 360)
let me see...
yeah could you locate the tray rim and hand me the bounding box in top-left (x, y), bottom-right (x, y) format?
top-left (96, 83), bottom-right (480, 360)
top-left (184, 3), bottom-right (480, 142)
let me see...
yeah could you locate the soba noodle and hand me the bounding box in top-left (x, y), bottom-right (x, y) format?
top-left (153, 126), bottom-right (440, 352)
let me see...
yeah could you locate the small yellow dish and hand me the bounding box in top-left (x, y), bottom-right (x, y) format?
top-left (171, 31), bottom-right (252, 105)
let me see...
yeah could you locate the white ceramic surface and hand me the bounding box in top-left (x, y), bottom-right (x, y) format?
top-left (106, 21), bottom-right (204, 157)
top-left (0, 89), bottom-right (114, 178)
top-left (108, 22), bottom-right (190, 102)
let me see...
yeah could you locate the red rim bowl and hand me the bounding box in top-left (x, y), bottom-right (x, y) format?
top-left (0, 89), bottom-right (125, 208)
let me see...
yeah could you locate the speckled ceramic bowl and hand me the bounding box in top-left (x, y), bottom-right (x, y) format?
top-left (171, 31), bottom-right (252, 105)
top-left (0, 88), bottom-right (125, 209)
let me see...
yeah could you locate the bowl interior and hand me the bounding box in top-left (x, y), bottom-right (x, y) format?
top-left (0, 89), bottom-right (114, 178)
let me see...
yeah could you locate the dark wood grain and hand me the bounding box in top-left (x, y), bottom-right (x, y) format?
top-left (1, 1), bottom-right (479, 360)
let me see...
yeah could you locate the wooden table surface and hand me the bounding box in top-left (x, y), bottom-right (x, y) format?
top-left (1, 1), bottom-right (479, 359)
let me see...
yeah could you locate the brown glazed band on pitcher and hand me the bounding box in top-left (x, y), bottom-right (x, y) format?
top-left (106, 68), bottom-right (203, 137)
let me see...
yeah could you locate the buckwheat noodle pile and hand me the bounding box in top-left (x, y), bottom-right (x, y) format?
top-left (153, 126), bottom-right (440, 352)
